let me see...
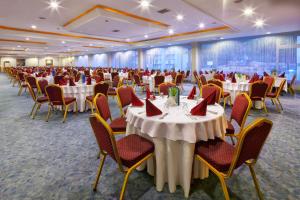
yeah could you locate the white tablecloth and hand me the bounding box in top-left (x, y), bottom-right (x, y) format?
top-left (103, 72), bottom-right (128, 81)
top-left (36, 76), bottom-right (53, 84)
top-left (142, 75), bottom-right (173, 92)
top-left (125, 96), bottom-right (227, 197)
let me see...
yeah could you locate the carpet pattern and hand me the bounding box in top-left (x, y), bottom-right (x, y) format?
top-left (0, 73), bottom-right (299, 200)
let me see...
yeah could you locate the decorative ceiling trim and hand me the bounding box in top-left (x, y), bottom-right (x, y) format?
top-left (135, 26), bottom-right (231, 42)
top-left (0, 49), bottom-right (25, 51)
top-left (0, 38), bottom-right (46, 44)
top-left (82, 45), bottom-right (104, 49)
top-left (0, 25), bottom-right (127, 43)
top-left (63, 5), bottom-right (170, 28)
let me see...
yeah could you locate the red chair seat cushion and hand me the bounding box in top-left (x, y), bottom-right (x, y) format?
top-left (110, 117), bottom-right (126, 132)
top-left (86, 95), bottom-right (94, 102)
top-left (37, 96), bottom-right (48, 103)
top-left (64, 97), bottom-right (76, 105)
top-left (108, 88), bottom-right (116, 96)
top-left (195, 138), bottom-right (235, 172)
top-left (117, 134), bottom-right (154, 168)
top-left (223, 92), bottom-right (230, 98)
top-left (226, 120), bottom-right (235, 134)
top-left (266, 93), bottom-right (276, 98)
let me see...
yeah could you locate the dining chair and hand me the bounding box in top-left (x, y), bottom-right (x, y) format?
top-left (208, 79), bottom-right (232, 109)
top-left (194, 118), bottom-right (273, 200)
top-left (133, 74), bottom-right (148, 91)
top-left (287, 74), bottom-right (296, 95)
top-left (94, 93), bottom-right (127, 135)
top-left (37, 79), bottom-right (49, 96)
top-left (85, 82), bottom-right (109, 113)
top-left (17, 72), bottom-right (27, 96)
top-left (226, 93), bottom-right (252, 144)
top-left (199, 74), bottom-right (207, 86)
top-left (263, 76), bottom-right (275, 93)
top-left (27, 83), bottom-right (49, 119)
top-left (116, 86), bottom-right (134, 117)
top-left (25, 76), bottom-right (38, 91)
top-left (108, 75), bottom-right (123, 98)
top-left (174, 74), bottom-right (184, 90)
top-left (201, 84), bottom-right (222, 103)
top-left (158, 82), bottom-right (176, 95)
top-left (89, 113), bottom-right (154, 200)
top-left (154, 75), bottom-right (165, 92)
top-left (249, 81), bottom-right (269, 114)
top-left (266, 79), bottom-right (286, 113)
top-left (45, 84), bottom-right (78, 123)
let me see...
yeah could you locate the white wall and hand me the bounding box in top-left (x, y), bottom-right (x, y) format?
top-left (25, 57), bottom-right (39, 66)
top-left (0, 57), bottom-right (17, 67)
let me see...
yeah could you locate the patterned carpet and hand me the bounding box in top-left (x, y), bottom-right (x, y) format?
top-left (0, 73), bottom-right (299, 200)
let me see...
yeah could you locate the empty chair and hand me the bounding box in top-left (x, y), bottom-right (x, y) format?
top-left (201, 84), bottom-right (222, 103)
top-left (133, 74), bottom-right (148, 91)
top-left (288, 74), bottom-right (296, 95)
top-left (263, 76), bottom-right (275, 93)
top-left (89, 113), bottom-right (154, 199)
top-left (27, 83), bottom-right (48, 119)
top-left (85, 82), bottom-right (109, 113)
top-left (199, 74), bottom-right (207, 86)
top-left (249, 81), bottom-right (269, 114)
top-left (154, 75), bottom-right (165, 91)
top-left (25, 76), bottom-right (38, 91)
top-left (194, 118), bottom-right (273, 200)
top-left (226, 93), bottom-right (252, 144)
top-left (158, 82), bottom-right (176, 95)
top-left (208, 79), bottom-right (232, 109)
top-left (17, 72), bottom-right (27, 96)
top-left (266, 79), bottom-right (286, 113)
top-left (45, 84), bottom-right (77, 123)
top-left (107, 75), bottom-right (123, 98)
top-left (174, 74), bottom-right (184, 90)
top-left (94, 93), bottom-right (127, 134)
top-left (116, 86), bottom-right (135, 116)
top-left (37, 79), bottom-right (49, 96)
top-left (54, 75), bottom-right (64, 84)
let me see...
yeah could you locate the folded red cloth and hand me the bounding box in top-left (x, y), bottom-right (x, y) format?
top-left (206, 90), bottom-right (217, 105)
top-left (131, 92), bottom-right (144, 107)
top-left (219, 74), bottom-right (225, 81)
top-left (187, 86), bottom-right (196, 99)
top-left (231, 74), bottom-right (236, 83)
top-left (146, 99), bottom-right (162, 117)
top-left (146, 87), bottom-right (156, 100)
top-left (59, 79), bottom-right (67, 86)
top-left (279, 72), bottom-right (285, 78)
top-left (69, 78), bottom-right (76, 86)
top-left (95, 76), bottom-right (102, 83)
top-left (86, 77), bottom-right (92, 85)
top-left (190, 99), bottom-right (207, 116)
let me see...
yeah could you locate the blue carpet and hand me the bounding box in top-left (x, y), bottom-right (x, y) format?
top-left (0, 73), bottom-right (299, 200)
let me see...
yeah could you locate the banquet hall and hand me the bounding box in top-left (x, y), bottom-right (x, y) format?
top-left (0, 0), bottom-right (300, 199)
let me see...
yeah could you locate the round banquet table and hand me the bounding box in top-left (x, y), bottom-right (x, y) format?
top-left (142, 75), bottom-right (173, 92)
top-left (125, 96), bottom-right (227, 197)
top-left (103, 72), bottom-right (128, 81)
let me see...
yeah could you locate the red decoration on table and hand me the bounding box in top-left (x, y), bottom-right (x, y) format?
top-left (190, 99), bottom-right (207, 116)
top-left (131, 92), bottom-right (144, 107)
top-left (231, 74), bottom-right (236, 83)
top-left (146, 87), bottom-right (156, 100)
top-left (69, 78), bottom-right (76, 86)
top-left (59, 78), bottom-right (67, 86)
top-left (187, 86), bottom-right (196, 99)
top-left (146, 99), bottom-right (162, 117)
top-left (206, 90), bottom-right (217, 105)
top-left (86, 77), bottom-right (92, 85)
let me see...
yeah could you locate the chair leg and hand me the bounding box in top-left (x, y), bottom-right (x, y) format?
top-left (120, 168), bottom-right (135, 200)
top-left (93, 154), bottom-right (106, 191)
top-left (272, 98), bottom-right (281, 113)
top-left (32, 103), bottom-right (41, 119)
top-left (262, 100), bottom-right (268, 114)
top-left (75, 102), bottom-right (78, 115)
top-left (248, 164), bottom-right (264, 200)
top-left (276, 98), bottom-right (283, 110)
top-left (230, 135), bottom-right (235, 145)
top-left (46, 104), bottom-right (52, 122)
top-left (18, 86), bottom-right (23, 96)
top-left (216, 173), bottom-right (230, 200)
top-left (89, 101), bottom-right (93, 113)
top-left (30, 102), bottom-right (37, 117)
top-left (63, 105), bottom-right (69, 123)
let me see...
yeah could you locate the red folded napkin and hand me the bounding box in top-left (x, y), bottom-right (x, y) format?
top-left (190, 99), bottom-right (207, 116)
top-left (86, 77), bottom-right (92, 85)
top-left (279, 72), bottom-right (285, 78)
top-left (131, 92), bottom-right (144, 107)
top-left (146, 99), bottom-right (162, 117)
top-left (146, 87), bottom-right (156, 100)
top-left (205, 90), bottom-right (216, 105)
top-left (219, 74), bottom-right (225, 81)
top-left (231, 74), bottom-right (236, 83)
top-left (187, 86), bottom-right (196, 99)
top-left (69, 78), bottom-right (76, 86)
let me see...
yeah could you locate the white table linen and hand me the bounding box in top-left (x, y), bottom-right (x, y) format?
top-left (103, 72), bottom-right (128, 81)
top-left (125, 96), bottom-right (227, 197)
top-left (142, 75), bottom-right (173, 92)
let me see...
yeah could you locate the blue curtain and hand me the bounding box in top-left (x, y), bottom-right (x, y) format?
top-left (199, 34), bottom-right (298, 80)
top-left (144, 45), bottom-right (191, 71)
top-left (75, 55), bottom-right (89, 67)
top-left (111, 50), bottom-right (138, 68)
top-left (91, 54), bottom-right (108, 67)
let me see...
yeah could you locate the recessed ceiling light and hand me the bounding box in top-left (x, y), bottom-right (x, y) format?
top-left (61, 41), bottom-right (66, 44)
top-left (17, 45), bottom-right (21, 48)
top-left (111, 46), bottom-right (114, 48)
top-left (176, 14), bottom-right (184, 21)
top-left (254, 19), bottom-right (265, 28)
top-left (198, 23), bottom-right (205, 29)
top-left (144, 35), bottom-right (148, 38)
top-left (243, 7), bottom-right (254, 17)
top-left (89, 44), bottom-right (93, 46)
top-left (266, 32), bottom-right (271, 34)
top-left (31, 25), bottom-right (37, 29)
top-left (126, 38), bottom-right (130, 42)
top-left (25, 37), bottom-right (30, 41)
top-left (49, 0), bottom-right (60, 10)
top-left (220, 37), bottom-right (224, 40)
top-left (140, 0), bottom-right (150, 8)
top-left (168, 29), bottom-right (174, 35)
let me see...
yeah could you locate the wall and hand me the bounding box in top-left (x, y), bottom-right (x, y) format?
top-left (0, 57), bottom-right (17, 67)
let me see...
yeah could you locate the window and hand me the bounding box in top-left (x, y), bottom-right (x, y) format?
top-left (111, 51), bottom-right (138, 68)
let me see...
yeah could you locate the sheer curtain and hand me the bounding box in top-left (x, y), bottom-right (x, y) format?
top-left (199, 33), bottom-right (298, 80)
top-left (91, 54), bottom-right (108, 67)
top-left (111, 50), bottom-right (138, 68)
top-left (144, 45), bottom-right (191, 72)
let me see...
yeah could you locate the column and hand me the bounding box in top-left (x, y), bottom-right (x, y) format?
top-left (138, 49), bottom-right (143, 70)
top-left (191, 42), bottom-right (199, 82)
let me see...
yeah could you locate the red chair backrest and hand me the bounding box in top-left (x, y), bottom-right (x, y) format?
top-left (94, 94), bottom-right (111, 121)
top-left (38, 79), bottom-right (49, 95)
top-left (202, 84), bottom-right (221, 103)
top-left (111, 72), bottom-right (119, 81)
top-left (193, 71), bottom-right (198, 80)
top-left (26, 76), bottom-right (37, 88)
top-left (250, 81), bottom-right (268, 99)
top-left (18, 72), bottom-right (25, 81)
top-left (133, 74), bottom-right (141, 85)
top-left (175, 74), bottom-right (183, 84)
top-left (234, 119), bottom-right (273, 169)
top-left (45, 85), bottom-right (64, 105)
top-left (199, 75), bottom-right (207, 85)
top-left (231, 93), bottom-right (251, 127)
top-left (154, 75), bottom-right (165, 87)
top-left (94, 82), bottom-right (109, 96)
top-left (117, 86), bottom-right (133, 108)
top-left (159, 83), bottom-right (176, 95)
top-left (112, 75), bottom-right (120, 88)
top-left (208, 79), bottom-right (223, 89)
top-left (263, 76), bottom-right (274, 92)
top-left (27, 83), bottom-right (37, 101)
top-left (54, 75), bottom-right (64, 84)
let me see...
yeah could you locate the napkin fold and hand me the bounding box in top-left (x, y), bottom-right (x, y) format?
top-left (187, 86), bottom-right (196, 99)
top-left (86, 77), bottom-right (92, 85)
top-left (146, 99), bottom-right (162, 117)
top-left (205, 90), bottom-right (217, 105)
top-left (146, 87), bottom-right (156, 100)
top-left (279, 72), bottom-right (285, 78)
top-left (131, 92), bottom-right (144, 107)
top-left (190, 99), bottom-right (207, 116)
top-left (69, 78), bottom-right (76, 86)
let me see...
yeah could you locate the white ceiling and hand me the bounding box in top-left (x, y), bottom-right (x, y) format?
top-left (0, 0), bottom-right (299, 57)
